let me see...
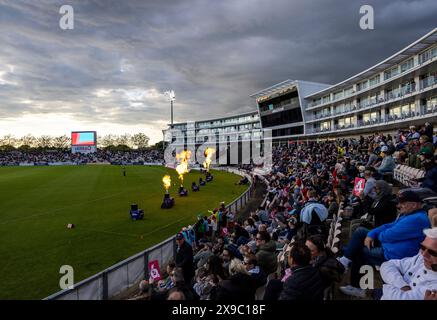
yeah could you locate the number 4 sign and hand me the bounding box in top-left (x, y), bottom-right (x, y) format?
top-left (353, 178), bottom-right (366, 197)
top-left (148, 260), bottom-right (161, 281)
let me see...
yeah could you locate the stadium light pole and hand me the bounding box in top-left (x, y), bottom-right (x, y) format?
top-left (164, 90), bottom-right (175, 126)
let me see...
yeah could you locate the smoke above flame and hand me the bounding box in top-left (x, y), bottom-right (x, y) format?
top-left (162, 175), bottom-right (171, 192)
top-left (203, 147), bottom-right (215, 172)
top-left (175, 150), bottom-right (191, 185)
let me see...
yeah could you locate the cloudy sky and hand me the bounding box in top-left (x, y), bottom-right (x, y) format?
top-left (0, 0), bottom-right (436, 144)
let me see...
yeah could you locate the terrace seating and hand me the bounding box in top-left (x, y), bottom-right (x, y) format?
top-left (393, 164), bottom-right (426, 187)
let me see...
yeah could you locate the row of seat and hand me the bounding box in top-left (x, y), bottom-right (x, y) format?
top-left (327, 205), bottom-right (344, 254)
top-left (393, 164), bottom-right (425, 187)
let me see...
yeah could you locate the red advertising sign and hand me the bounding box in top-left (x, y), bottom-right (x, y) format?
top-left (353, 177), bottom-right (366, 197)
top-left (148, 260), bottom-right (161, 281)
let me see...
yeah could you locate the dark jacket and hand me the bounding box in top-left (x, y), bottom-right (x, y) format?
top-left (368, 194), bottom-right (398, 227)
top-left (421, 166), bottom-right (437, 193)
top-left (279, 265), bottom-right (324, 301)
top-left (175, 241), bottom-right (195, 284)
top-left (256, 241), bottom-right (278, 275)
top-left (214, 273), bottom-right (256, 300)
top-left (248, 266), bottom-right (267, 289)
top-left (313, 255), bottom-right (345, 289)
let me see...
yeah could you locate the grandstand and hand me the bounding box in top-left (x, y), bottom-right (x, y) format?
top-left (2, 29), bottom-right (436, 301)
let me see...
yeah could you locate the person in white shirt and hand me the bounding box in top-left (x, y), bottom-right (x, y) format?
top-left (380, 227), bottom-right (437, 300)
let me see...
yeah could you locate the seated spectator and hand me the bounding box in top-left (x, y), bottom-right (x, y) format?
top-left (419, 153), bottom-right (437, 193)
top-left (156, 261), bottom-right (176, 292)
top-left (167, 288), bottom-right (186, 300)
top-left (375, 146), bottom-right (395, 175)
top-left (205, 254), bottom-right (227, 282)
top-left (305, 235), bottom-right (345, 289)
top-left (193, 267), bottom-right (215, 300)
top-left (193, 242), bottom-right (213, 269)
top-left (255, 231), bottom-right (278, 276)
top-left (359, 167), bottom-right (377, 212)
top-left (244, 254), bottom-right (267, 289)
top-left (222, 245), bottom-right (242, 277)
top-left (296, 189), bottom-right (328, 241)
top-left (214, 259), bottom-right (256, 300)
top-left (380, 228), bottom-right (437, 300)
top-left (278, 242), bottom-right (324, 300)
top-left (128, 280), bottom-right (151, 300)
top-left (339, 189), bottom-right (431, 298)
top-left (199, 177), bottom-right (206, 186)
top-left (257, 206), bottom-right (270, 224)
top-left (368, 180), bottom-right (398, 227)
top-left (232, 220), bottom-right (250, 246)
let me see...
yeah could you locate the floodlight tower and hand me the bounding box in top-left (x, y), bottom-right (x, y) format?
top-left (164, 90), bottom-right (175, 126)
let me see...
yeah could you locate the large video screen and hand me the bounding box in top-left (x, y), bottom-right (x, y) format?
top-left (71, 131), bottom-right (97, 146)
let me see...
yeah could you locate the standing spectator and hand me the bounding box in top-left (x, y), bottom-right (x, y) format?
top-left (175, 232), bottom-right (195, 285)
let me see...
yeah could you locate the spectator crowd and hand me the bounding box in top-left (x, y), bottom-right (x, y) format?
top-left (0, 149), bottom-right (164, 166)
top-left (131, 121), bottom-right (437, 301)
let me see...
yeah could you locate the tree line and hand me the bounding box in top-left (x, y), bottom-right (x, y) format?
top-left (0, 133), bottom-right (155, 151)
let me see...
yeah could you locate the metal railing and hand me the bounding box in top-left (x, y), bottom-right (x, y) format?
top-left (45, 167), bottom-right (255, 300)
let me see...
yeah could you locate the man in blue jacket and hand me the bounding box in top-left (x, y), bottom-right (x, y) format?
top-left (338, 189), bottom-right (431, 298)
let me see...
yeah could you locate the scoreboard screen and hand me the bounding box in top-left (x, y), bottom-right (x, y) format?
top-left (71, 131), bottom-right (96, 146)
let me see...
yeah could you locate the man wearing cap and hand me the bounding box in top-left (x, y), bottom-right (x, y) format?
top-left (339, 189), bottom-right (430, 297)
top-left (175, 232), bottom-right (195, 285)
top-left (375, 146), bottom-right (395, 175)
top-left (380, 227), bottom-right (437, 300)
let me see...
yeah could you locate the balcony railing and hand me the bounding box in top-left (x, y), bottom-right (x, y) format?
top-left (306, 105), bottom-right (437, 135)
top-left (420, 75), bottom-right (437, 90)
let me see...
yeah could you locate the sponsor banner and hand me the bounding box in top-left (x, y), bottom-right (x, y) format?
top-left (353, 177), bottom-right (366, 197)
top-left (19, 162), bottom-right (35, 167)
top-left (148, 260), bottom-right (161, 281)
top-left (71, 145), bottom-right (97, 154)
top-left (48, 162), bottom-right (78, 166)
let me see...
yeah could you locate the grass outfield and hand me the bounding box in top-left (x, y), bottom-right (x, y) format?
top-left (0, 165), bottom-right (247, 299)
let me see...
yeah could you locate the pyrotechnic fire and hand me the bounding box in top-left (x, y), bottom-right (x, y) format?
top-left (175, 150), bottom-right (191, 185)
top-left (162, 175), bottom-right (171, 193)
top-left (203, 147), bottom-right (215, 172)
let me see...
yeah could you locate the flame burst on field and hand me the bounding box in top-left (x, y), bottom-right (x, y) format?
top-left (162, 175), bottom-right (171, 193)
top-left (203, 147), bottom-right (215, 172)
top-left (175, 150), bottom-right (191, 186)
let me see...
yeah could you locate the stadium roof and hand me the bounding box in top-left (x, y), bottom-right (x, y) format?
top-left (249, 79), bottom-right (297, 99)
top-left (305, 27), bottom-right (437, 99)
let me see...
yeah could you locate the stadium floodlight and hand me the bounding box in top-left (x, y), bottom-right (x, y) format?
top-left (164, 90), bottom-right (175, 125)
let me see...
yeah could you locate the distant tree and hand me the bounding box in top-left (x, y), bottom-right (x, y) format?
top-left (19, 134), bottom-right (38, 148)
top-left (53, 135), bottom-right (70, 149)
top-left (0, 134), bottom-right (16, 147)
top-left (152, 140), bottom-right (168, 150)
top-left (99, 134), bottom-right (117, 148)
top-left (0, 144), bottom-right (15, 152)
top-left (131, 133), bottom-right (150, 149)
top-left (117, 134), bottom-right (132, 147)
top-left (37, 135), bottom-right (53, 148)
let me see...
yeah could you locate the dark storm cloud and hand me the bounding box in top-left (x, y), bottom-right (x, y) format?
top-left (0, 0), bottom-right (436, 139)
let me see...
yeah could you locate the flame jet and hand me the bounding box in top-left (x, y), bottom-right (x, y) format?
top-left (175, 150), bottom-right (191, 186)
